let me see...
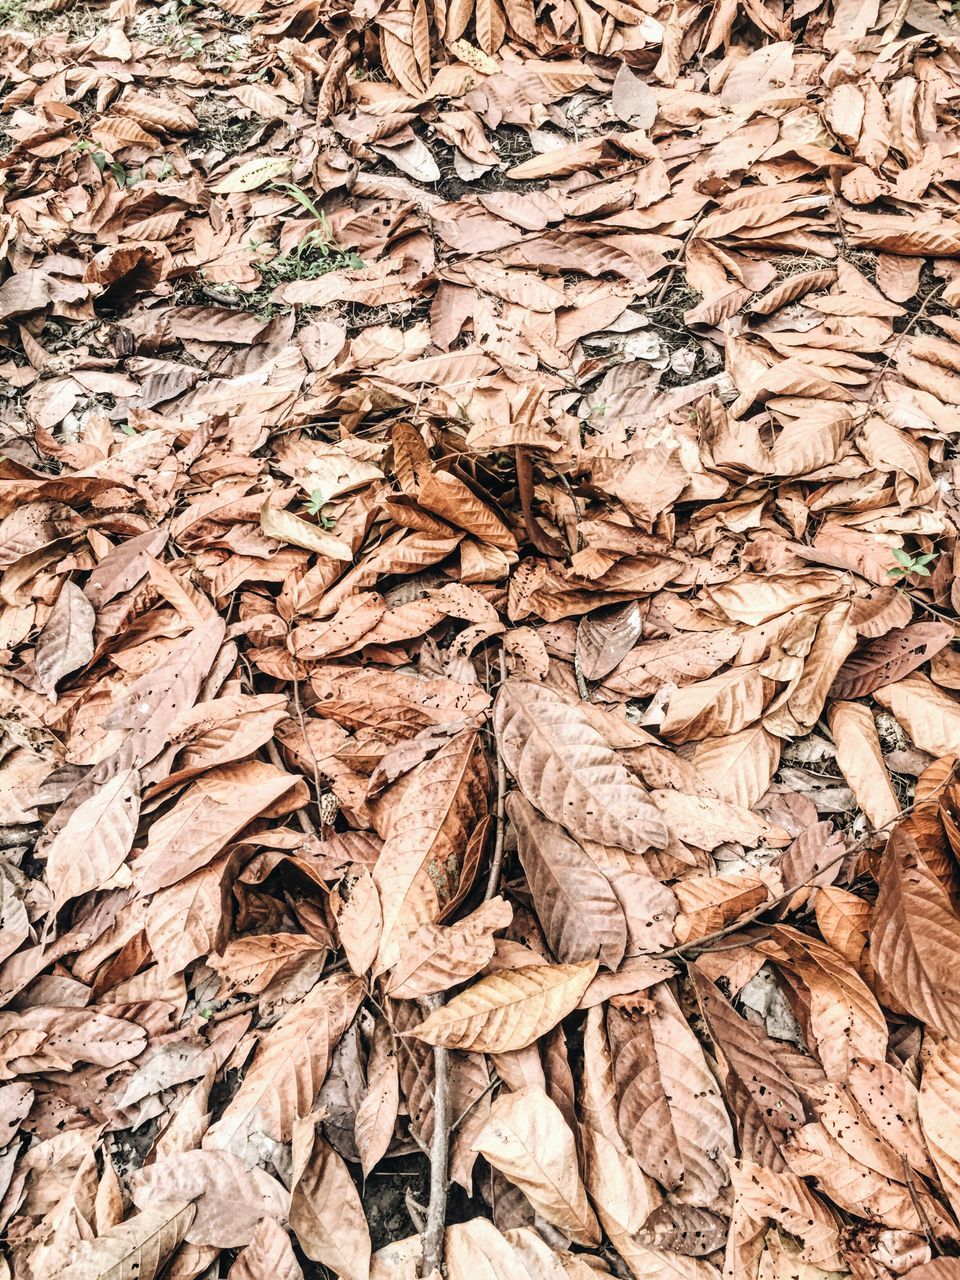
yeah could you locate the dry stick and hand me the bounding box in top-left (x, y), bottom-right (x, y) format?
top-left (902, 1155), bottom-right (942, 1254)
top-left (660, 766), bottom-right (956, 961)
top-left (867, 282), bottom-right (944, 408)
top-left (265, 737), bottom-right (318, 838)
top-left (484, 647), bottom-right (510, 902)
top-left (418, 990), bottom-right (450, 1279)
top-left (653, 207), bottom-right (707, 307)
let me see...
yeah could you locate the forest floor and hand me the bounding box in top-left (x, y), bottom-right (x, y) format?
top-left (4, 1), bottom-right (960, 1278)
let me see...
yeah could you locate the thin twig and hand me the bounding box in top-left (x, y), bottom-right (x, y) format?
top-left (418, 991), bottom-right (450, 1278)
top-left (653, 207), bottom-right (707, 307)
top-left (661, 766), bottom-right (956, 960)
top-left (265, 738), bottom-right (318, 838)
top-left (902, 1155), bottom-right (941, 1255)
top-left (484, 647), bottom-right (509, 901)
top-left (895, 586), bottom-right (958, 627)
top-left (292, 669), bottom-right (327, 833)
top-left (868, 282), bottom-right (944, 407)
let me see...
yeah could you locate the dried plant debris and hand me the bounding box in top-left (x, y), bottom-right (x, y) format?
top-left (5, 0), bottom-right (960, 1276)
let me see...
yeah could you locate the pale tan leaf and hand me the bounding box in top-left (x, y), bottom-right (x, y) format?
top-left (690, 725), bottom-right (781, 810)
top-left (210, 157), bottom-right (292, 192)
top-left (333, 865), bottom-right (382, 977)
top-left (674, 872), bottom-right (770, 944)
top-left (131, 1151), bottom-right (287, 1247)
top-left (652, 790), bottom-right (789, 852)
top-left (847, 1057), bottom-right (935, 1178)
top-left (384, 897), bottom-right (512, 999)
top-left (756, 926), bottom-right (888, 1081)
top-left (729, 1159), bottom-right (843, 1271)
top-left (46, 767), bottom-right (141, 909)
top-left (49, 1204), bottom-right (195, 1280)
top-left (228, 1218), bottom-right (303, 1280)
top-left (261, 500), bottom-right (353, 560)
top-left (471, 1085), bottom-right (599, 1244)
top-left (873, 674), bottom-right (960, 758)
top-left (660, 665), bottom-right (768, 744)
top-left (134, 761), bottom-right (303, 894)
top-left (289, 1122), bottom-right (371, 1280)
top-left (208, 932), bottom-right (328, 996)
top-left (827, 701), bottom-right (900, 829)
top-left (146, 856), bottom-right (231, 980)
top-left (408, 960), bottom-right (598, 1052)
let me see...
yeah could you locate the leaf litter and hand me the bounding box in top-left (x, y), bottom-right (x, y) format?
top-left (4, 0), bottom-right (960, 1277)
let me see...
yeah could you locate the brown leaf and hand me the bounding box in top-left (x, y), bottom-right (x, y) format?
top-left (384, 897), bottom-right (512, 999)
top-left (830, 623), bottom-right (954, 700)
top-left (827, 701), bottom-right (900, 830)
top-left (204, 971), bottom-right (364, 1159)
top-left (871, 825), bottom-right (960, 1038)
top-left (46, 767), bottom-right (142, 910)
top-left (289, 1120), bottom-right (371, 1280)
top-left (508, 793), bottom-right (628, 969)
top-left (134, 761), bottom-right (304, 894)
top-left (575, 601), bottom-right (645, 682)
top-left (228, 1218), bottom-right (304, 1280)
top-left (130, 1151), bottom-right (287, 1247)
top-left (355, 1018), bottom-right (400, 1177)
top-left (691, 967), bottom-right (822, 1169)
top-left (373, 728), bottom-right (488, 971)
top-left (408, 960), bottom-right (598, 1052)
top-left (471, 1085), bottom-right (600, 1244)
top-left (35, 581), bottom-right (95, 696)
top-left (607, 985), bottom-right (734, 1205)
top-left (49, 1204), bottom-right (196, 1280)
top-left (494, 680), bottom-right (667, 853)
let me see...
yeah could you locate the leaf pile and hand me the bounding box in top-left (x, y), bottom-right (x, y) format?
top-left (4, 0), bottom-right (960, 1276)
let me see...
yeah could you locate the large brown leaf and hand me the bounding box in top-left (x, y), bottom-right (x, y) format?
top-left (228, 1218), bottom-right (303, 1280)
top-left (830, 623), bottom-right (954, 699)
top-left (49, 1203), bottom-right (195, 1280)
top-left (384, 896), bottom-right (512, 999)
top-left (576, 601), bottom-right (644, 682)
top-left (373, 728), bottom-right (488, 971)
top-left (607, 985), bottom-right (734, 1205)
top-left (45, 766), bottom-right (142, 910)
top-left (204, 971), bottom-right (363, 1161)
top-left (471, 1086), bottom-right (600, 1244)
top-left (409, 960), bottom-right (597, 1052)
top-left (690, 967), bottom-right (823, 1169)
top-left (134, 761), bottom-right (304, 894)
top-left (918, 1038), bottom-right (960, 1222)
top-left (508, 792), bottom-right (628, 969)
top-left (131, 1151), bottom-right (287, 1247)
top-left (35, 580), bottom-right (95, 696)
top-left (756, 926), bottom-right (888, 1080)
top-left (289, 1120), bottom-right (371, 1280)
top-left (493, 680), bottom-right (667, 853)
top-left (871, 825), bottom-right (960, 1037)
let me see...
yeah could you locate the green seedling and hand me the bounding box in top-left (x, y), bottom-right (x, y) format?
top-left (889, 548), bottom-right (937, 579)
